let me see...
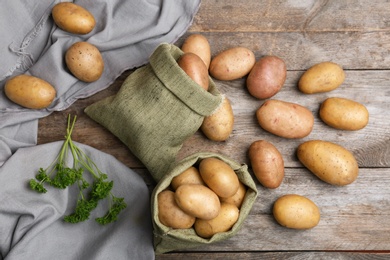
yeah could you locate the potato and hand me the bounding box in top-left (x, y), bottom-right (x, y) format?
top-left (256, 99), bottom-right (314, 139)
top-left (65, 42), bottom-right (104, 82)
top-left (178, 53), bottom-right (209, 91)
top-left (52, 2), bottom-right (96, 35)
top-left (175, 184), bottom-right (220, 220)
top-left (248, 140), bottom-right (284, 189)
top-left (319, 97), bottom-right (369, 130)
top-left (273, 194), bottom-right (320, 229)
top-left (194, 202), bottom-right (239, 238)
top-left (199, 157), bottom-right (240, 198)
top-left (181, 34), bottom-right (211, 69)
top-left (209, 47), bottom-right (255, 81)
top-left (171, 166), bottom-right (205, 190)
top-left (4, 74), bottom-right (56, 109)
top-left (299, 62), bottom-right (345, 94)
top-left (158, 190), bottom-right (196, 229)
top-left (220, 181), bottom-right (247, 208)
top-left (200, 96), bottom-right (234, 141)
top-left (297, 140), bottom-right (359, 186)
top-left (246, 55), bottom-right (287, 99)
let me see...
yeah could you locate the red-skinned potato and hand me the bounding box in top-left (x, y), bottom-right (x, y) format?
top-left (177, 53), bottom-right (209, 91)
top-left (246, 55), bottom-right (287, 99)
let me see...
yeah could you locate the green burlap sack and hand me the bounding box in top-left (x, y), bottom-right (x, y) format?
top-left (151, 152), bottom-right (258, 254)
top-left (85, 43), bottom-right (223, 180)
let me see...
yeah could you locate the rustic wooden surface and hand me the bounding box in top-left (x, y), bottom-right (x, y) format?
top-left (38, 0), bottom-right (390, 259)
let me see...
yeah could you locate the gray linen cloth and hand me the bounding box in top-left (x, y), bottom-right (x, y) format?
top-left (0, 0), bottom-right (201, 259)
top-left (0, 142), bottom-right (154, 260)
top-left (0, 0), bottom-right (201, 166)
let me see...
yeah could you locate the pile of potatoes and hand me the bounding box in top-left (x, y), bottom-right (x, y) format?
top-left (4, 3), bottom-right (103, 109)
top-left (178, 33), bottom-right (369, 230)
top-left (158, 157), bottom-right (247, 238)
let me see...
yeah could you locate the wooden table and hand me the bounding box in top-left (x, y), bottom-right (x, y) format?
top-left (38, 1), bottom-right (390, 259)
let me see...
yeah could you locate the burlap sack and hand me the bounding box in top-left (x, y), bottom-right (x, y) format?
top-left (151, 152), bottom-right (258, 254)
top-left (85, 43), bottom-right (258, 254)
top-left (85, 43), bottom-right (223, 179)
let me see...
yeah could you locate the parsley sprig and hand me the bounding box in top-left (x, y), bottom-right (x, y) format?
top-left (29, 115), bottom-right (127, 225)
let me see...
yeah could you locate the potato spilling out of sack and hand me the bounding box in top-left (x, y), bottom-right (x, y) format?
top-left (52, 2), bottom-right (96, 35)
top-left (4, 74), bottom-right (56, 109)
top-left (178, 52), bottom-right (209, 91)
top-left (181, 34), bottom-right (211, 69)
top-left (152, 153), bottom-right (257, 253)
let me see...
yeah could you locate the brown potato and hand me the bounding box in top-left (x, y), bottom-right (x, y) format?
top-left (220, 181), bottom-right (247, 208)
top-left (52, 2), bottom-right (96, 35)
top-left (299, 62), bottom-right (345, 94)
top-left (248, 140), bottom-right (284, 189)
top-left (256, 99), bottom-right (314, 139)
top-left (4, 74), bottom-right (56, 109)
top-left (175, 184), bottom-right (220, 220)
top-left (158, 190), bottom-right (196, 229)
top-left (246, 55), bottom-right (287, 99)
top-left (178, 53), bottom-right (209, 91)
top-left (200, 96), bottom-right (234, 141)
top-left (319, 97), bottom-right (369, 130)
top-left (209, 47), bottom-right (256, 81)
top-left (65, 41), bottom-right (104, 82)
top-left (181, 34), bottom-right (211, 69)
top-left (297, 140), bottom-right (359, 186)
top-left (199, 157), bottom-right (240, 198)
top-left (273, 194), bottom-right (320, 229)
top-left (194, 202), bottom-right (239, 238)
top-left (171, 166), bottom-right (205, 190)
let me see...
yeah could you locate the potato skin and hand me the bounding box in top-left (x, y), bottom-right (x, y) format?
top-left (5, 74), bottom-right (56, 109)
top-left (52, 2), bottom-right (95, 34)
top-left (297, 140), bottom-right (359, 186)
top-left (220, 181), bottom-right (247, 209)
top-left (246, 55), bottom-right (287, 99)
top-left (319, 97), bottom-right (369, 130)
top-left (248, 140), bottom-right (284, 189)
top-left (256, 99), bottom-right (314, 139)
top-left (273, 194), bottom-right (320, 229)
top-left (175, 184), bottom-right (221, 220)
top-left (65, 41), bottom-right (104, 82)
top-left (194, 202), bottom-right (239, 238)
top-left (199, 157), bottom-right (240, 198)
top-left (299, 62), bottom-right (345, 94)
top-left (158, 190), bottom-right (196, 229)
top-left (178, 53), bottom-right (209, 91)
top-left (209, 47), bottom-right (255, 81)
top-left (181, 34), bottom-right (211, 69)
top-left (200, 96), bottom-right (234, 141)
top-left (171, 166), bottom-right (205, 190)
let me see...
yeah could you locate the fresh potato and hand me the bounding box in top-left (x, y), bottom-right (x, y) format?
top-left (65, 41), bottom-right (104, 82)
top-left (299, 62), bottom-right (345, 94)
top-left (246, 55), bottom-right (287, 99)
top-left (178, 53), bottom-right (209, 91)
top-left (171, 166), bottom-right (205, 190)
top-left (248, 140), bottom-right (284, 189)
top-left (199, 157), bottom-right (239, 198)
top-left (4, 74), bottom-right (56, 109)
top-left (256, 99), bottom-right (314, 139)
top-left (319, 97), bottom-right (369, 130)
top-left (175, 184), bottom-right (220, 220)
top-left (297, 140), bottom-right (359, 186)
top-left (273, 194), bottom-right (320, 229)
top-left (220, 181), bottom-right (247, 209)
top-left (181, 34), bottom-right (211, 69)
top-left (158, 190), bottom-right (196, 229)
top-left (209, 47), bottom-right (255, 81)
top-left (200, 96), bottom-right (234, 141)
top-left (52, 2), bottom-right (96, 34)
top-left (194, 202), bottom-right (239, 238)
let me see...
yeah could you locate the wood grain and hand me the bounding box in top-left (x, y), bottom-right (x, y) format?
top-left (37, 0), bottom-right (390, 258)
